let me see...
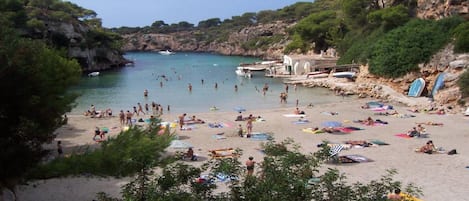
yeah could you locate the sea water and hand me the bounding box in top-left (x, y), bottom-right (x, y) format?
top-left (70, 52), bottom-right (349, 114)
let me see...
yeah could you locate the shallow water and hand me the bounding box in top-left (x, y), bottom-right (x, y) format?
top-left (70, 52), bottom-right (350, 114)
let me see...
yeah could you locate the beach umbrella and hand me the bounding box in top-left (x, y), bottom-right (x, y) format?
top-left (321, 121), bottom-right (342, 128)
top-left (169, 140), bottom-right (193, 149)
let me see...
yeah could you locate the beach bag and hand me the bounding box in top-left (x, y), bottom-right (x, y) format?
top-left (448, 149), bottom-right (457, 155)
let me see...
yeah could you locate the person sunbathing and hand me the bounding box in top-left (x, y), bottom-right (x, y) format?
top-left (416, 121), bottom-right (443, 126)
top-left (322, 127), bottom-right (340, 133)
top-left (365, 117), bottom-right (374, 125)
top-left (186, 115), bottom-right (205, 124)
top-left (345, 140), bottom-right (372, 147)
top-left (407, 127), bottom-right (420, 137)
top-left (419, 140), bottom-right (436, 154)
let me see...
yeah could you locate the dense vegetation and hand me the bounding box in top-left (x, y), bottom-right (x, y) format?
top-left (0, 25), bottom-right (81, 190)
top-left (0, 0), bottom-right (122, 190)
top-left (87, 138), bottom-right (420, 201)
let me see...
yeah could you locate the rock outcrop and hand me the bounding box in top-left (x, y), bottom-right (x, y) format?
top-left (35, 21), bottom-right (130, 73)
top-left (416, 0), bottom-right (469, 20)
top-left (122, 21), bottom-right (293, 60)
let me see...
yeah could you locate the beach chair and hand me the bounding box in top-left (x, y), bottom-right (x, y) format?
top-left (329, 144), bottom-right (344, 156)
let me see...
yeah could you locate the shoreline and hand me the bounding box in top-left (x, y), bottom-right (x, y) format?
top-left (17, 96), bottom-right (469, 201)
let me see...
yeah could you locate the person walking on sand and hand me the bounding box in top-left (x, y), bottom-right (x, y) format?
top-left (246, 117), bottom-right (253, 137)
top-left (126, 110), bottom-right (133, 126)
top-left (245, 156), bottom-right (256, 176)
top-left (137, 102), bottom-right (145, 116)
top-left (179, 113), bottom-right (187, 130)
top-left (119, 110), bottom-right (125, 126)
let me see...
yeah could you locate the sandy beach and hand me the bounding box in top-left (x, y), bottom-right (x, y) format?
top-left (16, 98), bottom-right (469, 201)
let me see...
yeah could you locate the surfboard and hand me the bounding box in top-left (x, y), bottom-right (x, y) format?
top-left (430, 72), bottom-right (446, 98)
top-left (408, 78), bottom-right (425, 97)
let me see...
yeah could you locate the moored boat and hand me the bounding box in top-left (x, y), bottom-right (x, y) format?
top-left (332, 71), bottom-right (356, 78)
top-left (88, 71), bottom-right (100, 77)
top-left (408, 78), bottom-right (426, 97)
top-left (235, 68), bottom-right (252, 78)
top-left (158, 50), bottom-right (175, 55)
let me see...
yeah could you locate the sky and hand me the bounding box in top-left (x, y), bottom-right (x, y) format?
top-left (66, 0), bottom-right (311, 28)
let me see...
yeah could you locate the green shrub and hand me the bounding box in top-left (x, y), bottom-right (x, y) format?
top-left (369, 19), bottom-right (451, 78)
top-left (103, 139), bottom-right (422, 201)
top-left (27, 121), bottom-right (174, 179)
top-left (452, 21), bottom-right (469, 53)
top-left (458, 70), bottom-right (469, 98)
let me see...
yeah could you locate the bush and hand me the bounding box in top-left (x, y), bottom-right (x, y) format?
top-left (27, 120), bottom-right (174, 179)
top-left (101, 139), bottom-right (422, 201)
top-left (457, 70), bottom-right (469, 98)
top-left (452, 21), bottom-right (469, 53)
top-left (368, 19), bottom-right (451, 78)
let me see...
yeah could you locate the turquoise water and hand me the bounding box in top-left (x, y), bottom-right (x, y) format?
top-left (70, 52), bottom-right (347, 114)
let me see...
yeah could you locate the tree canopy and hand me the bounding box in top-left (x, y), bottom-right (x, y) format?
top-left (0, 27), bottom-right (81, 188)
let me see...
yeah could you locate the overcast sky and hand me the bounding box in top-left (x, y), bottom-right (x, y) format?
top-left (66, 0), bottom-right (311, 28)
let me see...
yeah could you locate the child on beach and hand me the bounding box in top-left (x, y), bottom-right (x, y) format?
top-left (238, 124), bottom-right (244, 137)
top-left (245, 156), bottom-right (256, 176)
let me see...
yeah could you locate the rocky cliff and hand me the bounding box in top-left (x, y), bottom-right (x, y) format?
top-left (32, 20), bottom-right (130, 73)
top-left (122, 21), bottom-right (293, 60)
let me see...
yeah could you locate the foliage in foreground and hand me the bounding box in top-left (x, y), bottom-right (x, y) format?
top-left (0, 27), bottom-right (81, 189)
top-left (27, 119), bottom-right (174, 179)
top-left (98, 139), bottom-right (422, 201)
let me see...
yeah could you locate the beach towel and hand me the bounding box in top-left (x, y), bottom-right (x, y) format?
top-left (395, 133), bottom-right (412, 139)
top-left (292, 119), bottom-right (310, 124)
top-left (212, 135), bottom-right (227, 140)
top-left (370, 140), bottom-right (390, 145)
top-left (321, 111), bottom-right (339, 116)
top-left (249, 132), bottom-right (273, 141)
top-left (283, 114), bottom-right (306, 118)
top-left (343, 154), bottom-right (374, 163)
top-left (208, 123), bottom-right (224, 128)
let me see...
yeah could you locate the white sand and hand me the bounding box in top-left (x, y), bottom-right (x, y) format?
top-left (17, 98), bottom-right (469, 201)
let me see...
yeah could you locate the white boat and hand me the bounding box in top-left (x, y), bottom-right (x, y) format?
top-left (88, 72), bottom-right (100, 77)
top-left (235, 69), bottom-right (252, 78)
top-left (306, 71), bottom-right (329, 79)
top-left (332, 71), bottom-right (356, 78)
top-left (158, 50), bottom-right (175, 55)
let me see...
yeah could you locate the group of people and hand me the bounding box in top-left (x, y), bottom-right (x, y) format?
top-left (407, 124), bottom-right (426, 137)
top-left (84, 104), bottom-right (113, 118)
top-left (235, 114), bottom-right (255, 137)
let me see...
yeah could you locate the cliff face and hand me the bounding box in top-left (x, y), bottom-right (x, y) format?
top-left (122, 21), bottom-right (293, 60)
top-left (38, 21), bottom-right (129, 72)
top-left (416, 0), bottom-right (468, 20)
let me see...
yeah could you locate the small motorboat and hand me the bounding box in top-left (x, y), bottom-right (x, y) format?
top-left (235, 68), bottom-right (252, 78)
top-left (88, 72), bottom-right (100, 77)
top-left (158, 50), bottom-right (175, 55)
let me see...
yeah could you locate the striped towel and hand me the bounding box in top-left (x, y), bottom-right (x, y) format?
top-left (329, 144), bottom-right (344, 157)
